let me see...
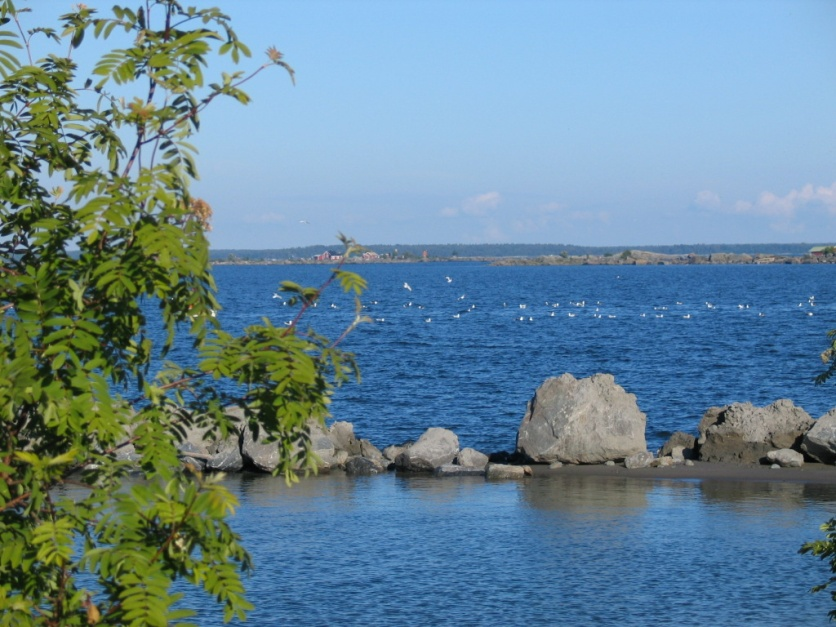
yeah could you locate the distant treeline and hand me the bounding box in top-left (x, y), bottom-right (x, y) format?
top-left (211, 242), bottom-right (825, 262)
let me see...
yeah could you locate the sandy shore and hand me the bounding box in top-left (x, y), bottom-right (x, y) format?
top-left (528, 460), bottom-right (836, 484)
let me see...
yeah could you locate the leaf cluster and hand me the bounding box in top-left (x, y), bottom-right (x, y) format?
top-left (0, 2), bottom-right (364, 624)
top-left (801, 519), bottom-right (836, 620)
top-left (816, 329), bottom-right (836, 386)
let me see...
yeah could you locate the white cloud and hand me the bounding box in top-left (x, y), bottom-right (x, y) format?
top-left (440, 191), bottom-right (502, 219)
top-left (462, 191), bottom-right (502, 216)
top-left (736, 182), bottom-right (836, 218)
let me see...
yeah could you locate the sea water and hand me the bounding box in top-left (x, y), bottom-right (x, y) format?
top-left (182, 262), bottom-right (836, 625)
top-left (214, 262), bottom-right (836, 453)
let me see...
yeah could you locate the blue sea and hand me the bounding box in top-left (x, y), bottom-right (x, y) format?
top-left (190, 262), bottom-right (836, 625)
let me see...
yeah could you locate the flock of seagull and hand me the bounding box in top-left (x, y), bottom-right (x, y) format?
top-left (271, 276), bottom-right (821, 327)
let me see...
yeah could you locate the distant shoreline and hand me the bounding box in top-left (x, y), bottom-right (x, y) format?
top-left (211, 251), bottom-right (836, 267)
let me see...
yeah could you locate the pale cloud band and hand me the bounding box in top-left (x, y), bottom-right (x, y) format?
top-left (441, 191), bottom-right (503, 218)
top-left (696, 182), bottom-right (836, 219)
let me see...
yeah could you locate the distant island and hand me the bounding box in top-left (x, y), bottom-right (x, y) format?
top-left (211, 243), bottom-right (836, 265)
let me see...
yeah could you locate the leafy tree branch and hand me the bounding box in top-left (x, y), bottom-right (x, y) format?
top-left (0, 2), bottom-right (365, 624)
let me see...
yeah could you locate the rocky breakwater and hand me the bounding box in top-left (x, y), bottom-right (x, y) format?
top-left (134, 373), bottom-right (836, 479)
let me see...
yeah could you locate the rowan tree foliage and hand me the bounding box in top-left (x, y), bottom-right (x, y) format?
top-left (0, 2), bottom-right (365, 625)
top-left (816, 331), bottom-right (836, 387)
top-left (800, 334), bottom-right (836, 618)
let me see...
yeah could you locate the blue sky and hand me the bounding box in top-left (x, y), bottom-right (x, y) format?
top-left (53, 1), bottom-right (836, 248)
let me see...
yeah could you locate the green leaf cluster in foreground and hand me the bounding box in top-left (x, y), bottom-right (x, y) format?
top-left (0, 2), bottom-right (366, 624)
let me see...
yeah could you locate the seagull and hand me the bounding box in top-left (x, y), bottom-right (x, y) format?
top-left (403, 282), bottom-right (412, 291)
top-left (299, 220), bottom-right (309, 224)
top-left (445, 276), bottom-right (453, 283)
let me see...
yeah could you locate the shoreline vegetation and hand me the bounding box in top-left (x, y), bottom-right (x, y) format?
top-left (210, 243), bottom-right (836, 266)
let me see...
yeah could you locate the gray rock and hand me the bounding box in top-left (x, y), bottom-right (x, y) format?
top-left (356, 440), bottom-right (389, 470)
top-left (670, 446), bottom-right (686, 464)
top-left (624, 451), bottom-right (654, 469)
top-left (344, 456), bottom-right (384, 475)
top-left (515, 373), bottom-right (647, 464)
top-left (113, 442), bottom-right (140, 464)
top-left (766, 448), bottom-right (804, 468)
top-left (697, 400), bottom-right (814, 464)
top-left (394, 428), bottom-right (459, 472)
top-left (485, 463), bottom-right (526, 479)
top-left (329, 421), bottom-right (362, 455)
top-left (802, 408), bottom-right (836, 464)
top-left (383, 443), bottom-right (410, 462)
top-left (456, 447), bottom-right (489, 469)
top-left (659, 431), bottom-right (697, 459)
top-left (240, 426), bottom-right (282, 472)
top-left (308, 421), bottom-right (338, 469)
top-left (206, 435), bottom-right (243, 472)
top-left (331, 450), bottom-right (350, 467)
top-left (177, 440), bottom-right (207, 471)
top-left (434, 463), bottom-right (485, 477)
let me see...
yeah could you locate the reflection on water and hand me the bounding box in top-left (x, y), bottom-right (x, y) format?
top-left (181, 473), bottom-right (836, 626)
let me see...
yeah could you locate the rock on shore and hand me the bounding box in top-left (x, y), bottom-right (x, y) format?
top-left (515, 373), bottom-right (647, 464)
top-left (696, 400), bottom-right (814, 464)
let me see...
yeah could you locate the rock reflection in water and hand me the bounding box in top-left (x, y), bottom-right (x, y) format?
top-left (191, 473), bottom-right (836, 626)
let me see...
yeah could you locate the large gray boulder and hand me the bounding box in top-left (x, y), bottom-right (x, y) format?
top-left (176, 412), bottom-right (245, 473)
top-left (802, 408), bottom-right (836, 464)
top-left (344, 456), bottom-right (384, 475)
top-left (240, 425), bottom-right (282, 472)
top-left (205, 435), bottom-right (244, 472)
top-left (241, 419), bottom-right (334, 473)
top-left (329, 421), bottom-right (362, 455)
top-left (515, 373), bottom-right (647, 464)
top-left (697, 400), bottom-right (814, 464)
top-left (394, 427), bottom-right (459, 472)
top-left (308, 421), bottom-right (338, 468)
